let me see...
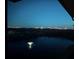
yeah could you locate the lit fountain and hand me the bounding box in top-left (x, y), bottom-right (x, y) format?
top-left (27, 42), bottom-right (34, 49)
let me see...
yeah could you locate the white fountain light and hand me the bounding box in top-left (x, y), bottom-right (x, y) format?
top-left (27, 42), bottom-right (34, 49)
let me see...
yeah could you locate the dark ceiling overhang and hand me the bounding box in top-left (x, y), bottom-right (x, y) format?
top-left (9, 0), bottom-right (21, 2)
top-left (58, 0), bottom-right (74, 21)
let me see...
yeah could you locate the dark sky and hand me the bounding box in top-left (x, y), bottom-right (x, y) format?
top-left (7, 0), bottom-right (73, 29)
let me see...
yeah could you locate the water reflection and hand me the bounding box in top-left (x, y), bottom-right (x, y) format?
top-left (8, 37), bottom-right (73, 52)
top-left (8, 36), bottom-right (74, 59)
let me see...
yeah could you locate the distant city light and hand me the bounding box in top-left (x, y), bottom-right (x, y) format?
top-left (34, 27), bottom-right (39, 29)
top-left (40, 26), bottom-right (43, 29)
top-left (34, 26), bottom-right (68, 29)
top-left (47, 27), bottom-right (51, 29)
top-left (64, 26), bottom-right (67, 29)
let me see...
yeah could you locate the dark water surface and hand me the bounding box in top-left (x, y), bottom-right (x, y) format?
top-left (7, 37), bottom-right (74, 59)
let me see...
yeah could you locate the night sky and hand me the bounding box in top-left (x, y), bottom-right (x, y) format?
top-left (7, 0), bottom-right (73, 29)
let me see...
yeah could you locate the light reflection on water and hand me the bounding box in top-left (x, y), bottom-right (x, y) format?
top-left (8, 37), bottom-right (73, 53)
